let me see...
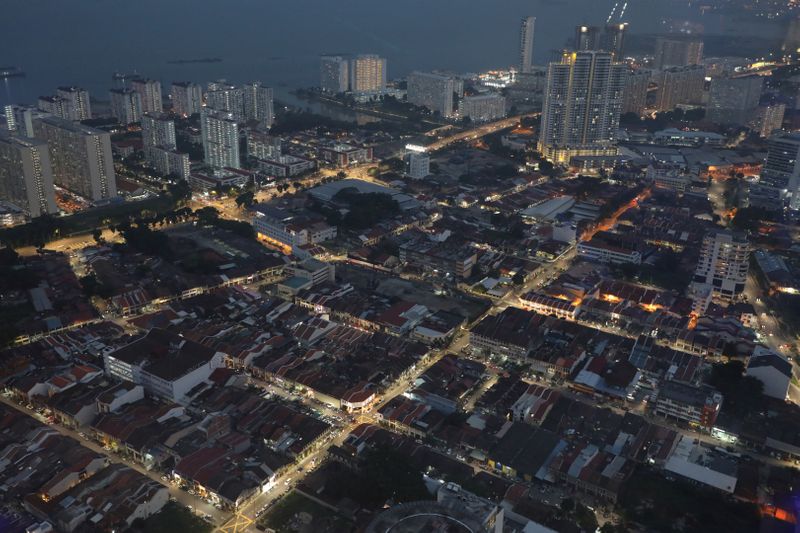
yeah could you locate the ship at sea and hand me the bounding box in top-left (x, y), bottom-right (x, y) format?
top-left (0, 66), bottom-right (25, 79)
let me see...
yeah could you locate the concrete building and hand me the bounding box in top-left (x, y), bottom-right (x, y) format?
top-left (349, 54), bottom-right (386, 93)
top-left (405, 147), bottom-right (430, 179)
top-left (746, 346), bottom-right (792, 400)
top-left (141, 113), bottom-right (176, 150)
top-left (206, 81), bottom-right (244, 121)
top-left (255, 154), bottom-right (315, 178)
top-left (653, 381), bottom-right (723, 430)
top-left (32, 116), bottom-right (116, 202)
top-left (603, 23), bottom-right (628, 60)
top-left (653, 37), bottom-right (704, 70)
top-left (201, 109), bottom-right (240, 169)
top-left (519, 16), bottom-right (536, 74)
top-left (320, 55), bottom-right (350, 93)
top-left (707, 76), bottom-right (763, 126)
top-left (692, 229), bottom-right (749, 302)
top-left (407, 71), bottom-right (458, 118)
top-left (574, 25), bottom-right (602, 51)
top-left (622, 69), bottom-right (650, 116)
top-left (654, 66), bottom-right (705, 112)
top-left (0, 133), bottom-right (58, 218)
top-left (170, 81), bottom-right (203, 117)
top-left (104, 328), bottom-right (225, 403)
top-left (242, 82), bottom-right (274, 128)
top-left (251, 205), bottom-right (337, 249)
top-left (55, 87), bottom-right (91, 120)
top-left (750, 104), bottom-right (785, 138)
top-left (538, 51), bottom-right (626, 163)
top-left (37, 96), bottom-right (71, 120)
top-left (4, 104), bottom-right (48, 138)
top-left (459, 94), bottom-right (506, 122)
top-left (130, 78), bottom-right (163, 115)
top-left (147, 147), bottom-right (190, 180)
top-left (246, 129), bottom-right (282, 160)
top-left (109, 89), bottom-right (142, 125)
top-left (760, 132), bottom-right (800, 209)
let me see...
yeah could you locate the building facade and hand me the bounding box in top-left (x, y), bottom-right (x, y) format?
top-left (55, 87), bottom-right (92, 120)
top-left (538, 51), bottom-right (626, 163)
top-left (653, 37), bottom-right (704, 70)
top-left (407, 71), bottom-right (458, 118)
top-left (459, 94), bottom-right (506, 122)
top-left (110, 89), bottom-right (143, 125)
top-left (320, 55), bottom-right (350, 93)
top-left (0, 133), bottom-right (58, 218)
top-left (201, 109), bottom-right (240, 169)
top-left (141, 113), bottom-right (176, 150)
top-left (622, 69), bottom-right (650, 116)
top-left (692, 230), bottom-right (750, 302)
top-left (707, 76), bottom-right (763, 126)
top-left (242, 82), bottom-right (274, 128)
top-left (519, 17), bottom-right (536, 74)
top-left (654, 66), bottom-right (705, 112)
top-left (170, 82), bottom-right (203, 117)
top-left (131, 79), bottom-right (163, 115)
top-left (349, 54), bottom-right (386, 93)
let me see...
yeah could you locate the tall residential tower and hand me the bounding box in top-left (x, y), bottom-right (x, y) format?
top-left (519, 17), bottom-right (536, 74)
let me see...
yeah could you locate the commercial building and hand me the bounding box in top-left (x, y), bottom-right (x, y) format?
top-left (577, 238), bottom-right (642, 265)
top-left (320, 55), bottom-right (350, 93)
top-left (407, 71), bottom-right (458, 118)
top-left (55, 86), bottom-right (91, 120)
top-left (692, 229), bottom-right (749, 302)
top-left (317, 143), bottom-right (373, 166)
top-left (653, 381), bottom-right (723, 429)
top-left (458, 94), bottom-right (506, 122)
top-left (141, 113), bottom-right (176, 150)
top-left (654, 66), bottom-right (705, 112)
top-left (349, 54), bottom-right (386, 93)
top-left (707, 76), bottom-right (763, 126)
top-left (104, 328), bottom-right (225, 403)
top-left (538, 51), bottom-right (626, 163)
top-left (622, 69), bottom-right (650, 116)
top-left (242, 81), bottom-right (274, 128)
top-left (746, 346), bottom-right (792, 400)
top-left (759, 132), bottom-right (800, 209)
top-left (653, 37), bottom-right (704, 70)
top-left (170, 81), bottom-right (203, 117)
top-left (32, 116), bottom-right (117, 202)
top-left (653, 128), bottom-right (724, 147)
top-left (201, 109), bottom-right (240, 169)
top-left (519, 16), bottom-right (536, 74)
top-left (206, 81), bottom-right (244, 121)
top-left (188, 168), bottom-right (250, 191)
top-left (251, 205), bottom-right (337, 250)
top-left (0, 133), bottom-right (58, 218)
top-left (110, 88), bottom-right (143, 125)
top-left (255, 154), bottom-right (316, 178)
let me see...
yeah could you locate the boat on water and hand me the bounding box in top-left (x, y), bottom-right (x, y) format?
top-left (0, 66), bottom-right (25, 78)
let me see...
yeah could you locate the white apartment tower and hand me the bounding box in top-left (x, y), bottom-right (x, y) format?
top-left (141, 113), bottom-right (176, 150)
top-left (350, 54), bottom-right (386, 93)
top-left (131, 78), bottom-right (163, 115)
top-left (201, 109), bottom-right (240, 169)
top-left (32, 116), bottom-right (117, 202)
top-left (519, 17), bottom-right (536, 74)
top-left (206, 81), bottom-right (245, 121)
top-left (761, 132), bottom-right (800, 209)
top-left (56, 86), bottom-right (92, 121)
top-left (110, 89), bottom-right (143, 125)
top-left (0, 133), bottom-right (58, 218)
top-left (407, 71), bottom-right (458, 118)
top-left (692, 230), bottom-right (750, 302)
top-left (242, 82), bottom-right (274, 128)
top-left (320, 55), bottom-right (350, 93)
top-left (538, 51), bottom-right (626, 163)
top-left (170, 82), bottom-right (203, 117)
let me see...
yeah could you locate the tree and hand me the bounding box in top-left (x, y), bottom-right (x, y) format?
top-left (707, 360), bottom-right (765, 417)
top-left (235, 190), bottom-right (255, 209)
top-left (538, 160), bottom-right (555, 176)
top-left (92, 229), bottom-right (103, 243)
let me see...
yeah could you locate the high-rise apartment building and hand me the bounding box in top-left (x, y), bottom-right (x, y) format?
top-left (206, 81), bottom-right (245, 121)
top-left (575, 25), bottom-right (602, 51)
top-left (37, 96), bottom-right (71, 120)
top-left (654, 65), bottom-right (705, 112)
top-left (141, 113), bottom-right (177, 150)
top-left (131, 78), bottom-right (163, 115)
top-left (32, 116), bottom-right (116, 202)
top-left (0, 132), bottom-right (58, 218)
top-left (407, 72), bottom-right (458, 118)
top-left (653, 37), bottom-right (704, 70)
top-left (405, 148), bottom-right (430, 180)
top-left (349, 54), bottom-right (386, 93)
top-left (147, 148), bottom-right (190, 180)
top-left (56, 86), bottom-right (91, 121)
top-left (622, 69), bottom-right (650, 116)
top-left (320, 55), bottom-right (350, 93)
top-left (603, 23), bottom-right (628, 60)
top-left (538, 51), bottom-right (626, 163)
top-left (4, 105), bottom-right (48, 138)
top-left (707, 76), bottom-right (763, 126)
top-left (750, 104), bottom-right (786, 138)
top-left (110, 89), bottom-right (143, 125)
top-left (242, 82), bottom-right (274, 128)
top-left (170, 82), bottom-right (203, 117)
top-left (692, 230), bottom-right (749, 302)
top-left (760, 132), bottom-right (800, 209)
top-left (201, 109), bottom-right (240, 169)
top-left (519, 17), bottom-right (536, 74)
